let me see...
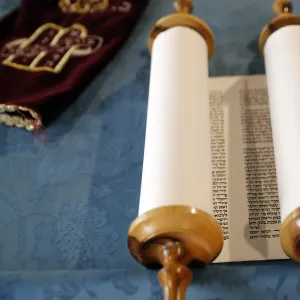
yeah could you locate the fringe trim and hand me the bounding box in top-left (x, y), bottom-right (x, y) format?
top-left (0, 104), bottom-right (42, 131)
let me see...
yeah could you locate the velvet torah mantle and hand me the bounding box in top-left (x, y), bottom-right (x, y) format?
top-left (0, 0), bottom-right (148, 130)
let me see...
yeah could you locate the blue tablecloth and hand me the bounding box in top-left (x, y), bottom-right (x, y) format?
top-left (0, 0), bottom-right (299, 299)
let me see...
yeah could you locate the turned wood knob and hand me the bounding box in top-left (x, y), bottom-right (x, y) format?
top-left (174, 0), bottom-right (193, 14)
top-left (273, 0), bottom-right (293, 15)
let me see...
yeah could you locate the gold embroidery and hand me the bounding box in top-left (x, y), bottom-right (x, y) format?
top-left (59, 0), bottom-right (109, 13)
top-left (0, 23), bottom-right (103, 73)
top-left (0, 105), bottom-right (41, 131)
top-left (58, 0), bottom-right (132, 14)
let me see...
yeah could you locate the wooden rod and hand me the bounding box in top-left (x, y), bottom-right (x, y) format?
top-left (273, 0), bottom-right (293, 15)
top-left (144, 239), bottom-right (193, 300)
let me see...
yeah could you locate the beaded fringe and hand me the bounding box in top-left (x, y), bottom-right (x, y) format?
top-left (0, 104), bottom-right (41, 131)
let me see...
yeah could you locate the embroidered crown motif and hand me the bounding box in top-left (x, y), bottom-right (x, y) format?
top-left (0, 23), bottom-right (103, 73)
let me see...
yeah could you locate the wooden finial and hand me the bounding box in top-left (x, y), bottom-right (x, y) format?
top-left (259, 0), bottom-right (300, 54)
top-left (273, 0), bottom-right (293, 16)
top-left (174, 0), bottom-right (193, 14)
top-left (147, 0), bottom-right (214, 58)
top-left (128, 206), bottom-right (224, 300)
top-left (147, 11), bottom-right (214, 58)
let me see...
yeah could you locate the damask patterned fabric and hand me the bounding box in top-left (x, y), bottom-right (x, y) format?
top-left (0, 0), bottom-right (299, 299)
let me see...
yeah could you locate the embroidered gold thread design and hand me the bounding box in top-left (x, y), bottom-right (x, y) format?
top-left (58, 0), bottom-right (132, 14)
top-left (0, 23), bottom-right (103, 73)
top-left (0, 105), bottom-right (41, 131)
top-left (59, 0), bottom-right (109, 14)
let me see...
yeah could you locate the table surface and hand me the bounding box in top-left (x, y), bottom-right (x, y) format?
top-left (0, 0), bottom-right (299, 299)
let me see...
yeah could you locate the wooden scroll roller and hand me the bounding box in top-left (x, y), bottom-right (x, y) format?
top-left (259, 0), bottom-right (300, 263)
top-left (128, 207), bottom-right (223, 300)
top-left (128, 206), bottom-right (223, 300)
top-left (259, 0), bottom-right (299, 53)
top-left (128, 1), bottom-right (223, 299)
top-left (147, 0), bottom-right (214, 58)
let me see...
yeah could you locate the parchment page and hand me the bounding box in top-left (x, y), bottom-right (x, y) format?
top-left (208, 75), bottom-right (286, 263)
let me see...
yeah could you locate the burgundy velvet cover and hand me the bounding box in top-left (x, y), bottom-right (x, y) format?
top-left (0, 0), bottom-right (148, 130)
